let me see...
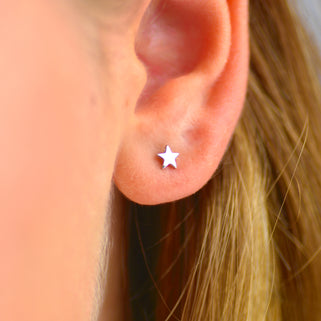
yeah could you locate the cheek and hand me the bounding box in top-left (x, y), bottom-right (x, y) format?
top-left (0, 2), bottom-right (118, 320)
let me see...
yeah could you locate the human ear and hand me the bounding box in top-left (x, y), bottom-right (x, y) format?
top-left (110, 0), bottom-right (249, 205)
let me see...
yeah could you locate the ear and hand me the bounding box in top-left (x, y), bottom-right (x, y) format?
top-left (112, 0), bottom-right (249, 205)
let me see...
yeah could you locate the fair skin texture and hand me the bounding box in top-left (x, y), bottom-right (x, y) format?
top-left (0, 0), bottom-right (249, 320)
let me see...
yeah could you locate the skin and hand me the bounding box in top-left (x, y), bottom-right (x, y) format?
top-left (0, 0), bottom-right (249, 320)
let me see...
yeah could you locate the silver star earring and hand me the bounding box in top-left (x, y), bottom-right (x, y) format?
top-left (157, 145), bottom-right (179, 169)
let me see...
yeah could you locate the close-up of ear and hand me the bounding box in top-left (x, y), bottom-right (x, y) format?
top-left (112, 0), bottom-right (249, 205)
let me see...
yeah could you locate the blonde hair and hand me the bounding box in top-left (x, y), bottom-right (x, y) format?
top-left (122, 1), bottom-right (321, 320)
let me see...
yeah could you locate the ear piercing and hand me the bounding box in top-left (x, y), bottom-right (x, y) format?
top-left (157, 145), bottom-right (179, 169)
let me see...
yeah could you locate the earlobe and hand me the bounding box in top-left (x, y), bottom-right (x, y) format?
top-left (113, 0), bottom-right (249, 205)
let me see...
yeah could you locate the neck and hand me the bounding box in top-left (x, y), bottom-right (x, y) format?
top-left (97, 185), bottom-right (129, 321)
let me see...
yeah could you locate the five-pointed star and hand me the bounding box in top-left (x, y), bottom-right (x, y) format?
top-left (157, 145), bottom-right (179, 169)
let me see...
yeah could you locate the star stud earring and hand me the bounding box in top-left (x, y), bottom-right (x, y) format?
top-left (157, 145), bottom-right (179, 169)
